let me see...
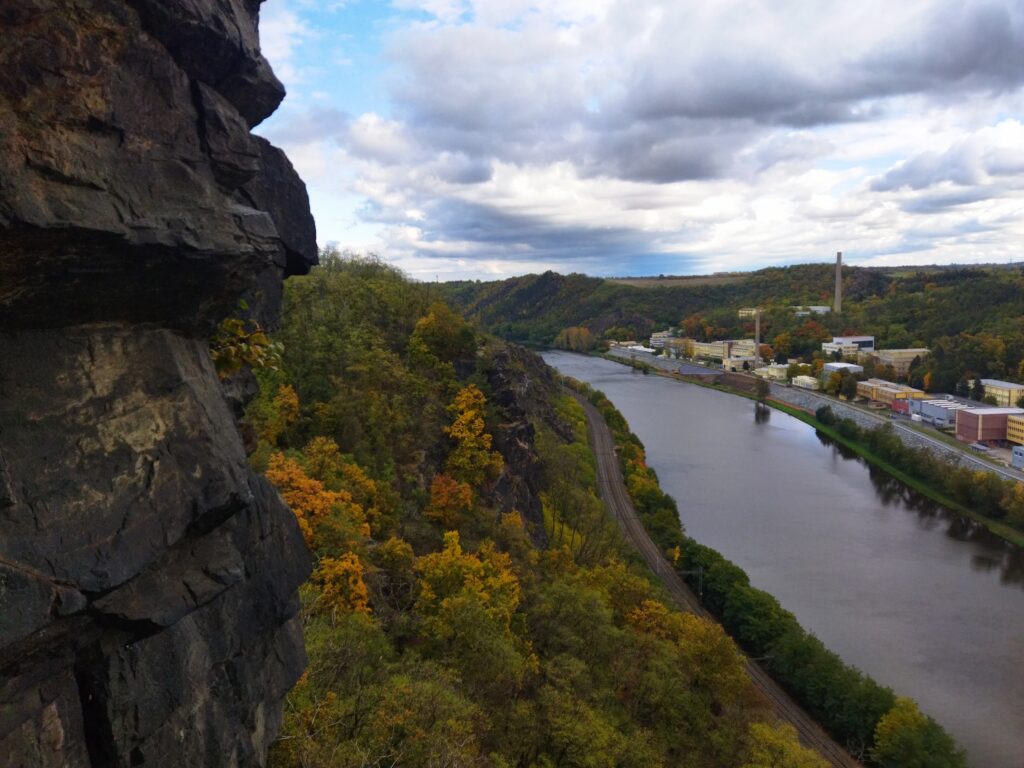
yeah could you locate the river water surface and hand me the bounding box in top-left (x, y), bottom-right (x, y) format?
top-left (542, 351), bottom-right (1023, 768)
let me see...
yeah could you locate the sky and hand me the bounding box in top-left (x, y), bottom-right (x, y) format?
top-left (256, 0), bottom-right (1024, 281)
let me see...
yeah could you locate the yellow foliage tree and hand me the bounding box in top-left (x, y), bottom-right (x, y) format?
top-left (302, 436), bottom-right (385, 531)
top-left (444, 384), bottom-right (504, 487)
top-left (315, 553), bottom-right (371, 616)
top-left (415, 531), bottom-right (521, 629)
top-left (742, 722), bottom-right (829, 768)
top-left (259, 384), bottom-right (300, 446)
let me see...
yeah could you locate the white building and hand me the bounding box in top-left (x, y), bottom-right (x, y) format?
top-left (755, 364), bottom-right (789, 381)
top-left (823, 335), bottom-right (875, 356)
top-left (793, 305), bottom-right (831, 317)
top-left (793, 375), bottom-right (820, 390)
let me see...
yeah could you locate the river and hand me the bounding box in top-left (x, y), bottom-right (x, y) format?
top-left (542, 351), bottom-right (1024, 768)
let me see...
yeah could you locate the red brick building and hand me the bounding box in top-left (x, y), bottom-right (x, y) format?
top-left (955, 407), bottom-right (1024, 444)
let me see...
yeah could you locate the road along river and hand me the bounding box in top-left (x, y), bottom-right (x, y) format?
top-left (543, 351), bottom-right (1024, 768)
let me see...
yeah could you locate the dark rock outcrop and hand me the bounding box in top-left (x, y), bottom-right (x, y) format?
top-left (1, 1), bottom-right (315, 765)
top-left (483, 344), bottom-right (574, 547)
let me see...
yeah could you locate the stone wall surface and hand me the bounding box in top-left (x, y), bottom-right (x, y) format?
top-left (0, 1), bottom-right (315, 765)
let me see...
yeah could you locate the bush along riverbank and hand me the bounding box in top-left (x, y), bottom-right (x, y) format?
top-left (561, 376), bottom-right (967, 768)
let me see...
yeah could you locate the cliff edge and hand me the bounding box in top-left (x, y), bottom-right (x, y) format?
top-left (0, 1), bottom-right (316, 765)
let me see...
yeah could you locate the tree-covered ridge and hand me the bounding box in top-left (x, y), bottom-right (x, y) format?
top-left (443, 265), bottom-right (1024, 390)
top-left (251, 253), bottom-right (830, 767)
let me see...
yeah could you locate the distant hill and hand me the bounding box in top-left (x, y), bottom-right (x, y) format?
top-left (442, 263), bottom-right (1024, 393)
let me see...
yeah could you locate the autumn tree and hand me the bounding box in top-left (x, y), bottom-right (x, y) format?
top-left (742, 722), bottom-right (829, 768)
top-left (414, 532), bottom-right (532, 701)
top-left (315, 553), bottom-right (371, 616)
top-left (444, 384), bottom-right (504, 487)
top-left (425, 473), bottom-right (474, 528)
top-left (553, 326), bottom-right (596, 352)
top-left (265, 453), bottom-right (369, 550)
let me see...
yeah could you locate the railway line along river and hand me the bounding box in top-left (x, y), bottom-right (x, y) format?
top-left (542, 351), bottom-right (1024, 768)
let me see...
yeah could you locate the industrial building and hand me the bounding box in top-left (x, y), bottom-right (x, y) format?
top-left (754, 364), bottom-right (789, 381)
top-left (977, 379), bottom-right (1024, 407)
top-left (822, 335), bottom-right (875, 357)
top-left (856, 378), bottom-right (926, 406)
top-left (822, 361), bottom-right (864, 377)
top-left (955, 407), bottom-right (1024, 444)
top-left (908, 398), bottom-right (972, 427)
top-left (649, 330), bottom-right (674, 348)
top-left (691, 338), bottom-right (756, 362)
top-left (793, 375), bottom-right (820, 390)
top-left (864, 348), bottom-right (930, 377)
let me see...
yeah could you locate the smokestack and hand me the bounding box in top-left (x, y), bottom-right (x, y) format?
top-left (834, 251), bottom-right (843, 314)
top-left (755, 308), bottom-right (761, 365)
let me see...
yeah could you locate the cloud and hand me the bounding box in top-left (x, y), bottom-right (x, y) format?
top-left (259, 1), bottom-right (318, 85)
top-left (262, 0), bottom-right (1024, 278)
top-left (873, 120), bottom-right (1024, 191)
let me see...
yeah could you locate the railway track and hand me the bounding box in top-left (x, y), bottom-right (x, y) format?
top-left (571, 391), bottom-right (863, 768)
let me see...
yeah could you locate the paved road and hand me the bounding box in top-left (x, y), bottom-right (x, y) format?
top-left (571, 391), bottom-right (863, 768)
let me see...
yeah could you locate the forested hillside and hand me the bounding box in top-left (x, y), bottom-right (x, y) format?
top-left (443, 265), bottom-right (1024, 391)
top-left (246, 253), bottom-right (830, 767)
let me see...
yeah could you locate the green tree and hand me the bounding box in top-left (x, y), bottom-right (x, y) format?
top-left (871, 698), bottom-right (967, 768)
top-left (755, 377), bottom-right (770, 403)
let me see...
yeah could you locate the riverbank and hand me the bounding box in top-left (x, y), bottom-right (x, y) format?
top-left (562, 372), bottom-right (966, 768)
top-left (600, 352), bottom-right (1024, 549)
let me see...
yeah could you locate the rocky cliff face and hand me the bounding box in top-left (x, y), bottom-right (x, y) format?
top-left (483, 344), bottom-right (575, 547)
top-left (0, 2), bottom-right (315, 765)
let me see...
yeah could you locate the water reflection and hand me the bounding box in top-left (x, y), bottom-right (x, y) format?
top-left (816, 430), bottom-right (1024, 586)
top-left (754, 403), bottom-right (771, 424)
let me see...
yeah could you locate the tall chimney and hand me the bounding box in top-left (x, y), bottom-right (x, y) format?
top-left (755, 308), bottom-right (761, 365)
top-left (834, 251), bottom-right (843, 314)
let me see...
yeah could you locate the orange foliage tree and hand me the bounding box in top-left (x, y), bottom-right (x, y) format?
top-left (425, 473), bottom-right (473, 528)
top-left (265, 453), bottom-right (369, 551)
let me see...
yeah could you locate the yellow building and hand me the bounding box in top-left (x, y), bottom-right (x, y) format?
top-left (978, 379), bottom-right (1024, 407)
top-left (856, 378), bottom-right (927, 405)
top-left (864, 348), bottom-right (930, 377)
top-left (1008, 415), bottom-right (1024, 445)
top-left (690, 338), bottom-right (757, 362)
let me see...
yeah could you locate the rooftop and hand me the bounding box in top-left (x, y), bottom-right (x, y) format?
top-left (960, 407), bottom-right (1024, 416)
top-left (979, 379), bottom-right (1024, 390)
